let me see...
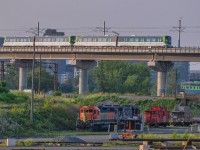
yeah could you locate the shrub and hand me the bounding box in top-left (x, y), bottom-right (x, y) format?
top-left (53, 91), bottom-right (62, 96)
top-left (24, 139), bottom-right (34, 146)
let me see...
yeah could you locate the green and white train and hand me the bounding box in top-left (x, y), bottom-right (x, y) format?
top-left (0, 35), bottom-right (172, 48)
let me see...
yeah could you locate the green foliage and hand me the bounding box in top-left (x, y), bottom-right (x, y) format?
top-left (0, 113), bottom-right (22, 135)
top-left (16, 141), bottom-right (24, 146)
top-left (188, 102), bottom-right (200, 116)
top-left (4, 64), bottom-right (18, 90)
top-left (74, 93), bottom-right (130, 106)
top-left (0, 81), bottom-right (9, 93)
top-left (0, 93), bottom-right (16, 103)
top-left (133, 99), bottom-right (179, 112)
top-left (27, 67), bottom-right (54, 92)
top-left (93, 61), bottom-right (151, 95)
top-left (24, 139), bottom-right (34, 146)
top-left (182, 130), bottom-right (189, 139)
top-left (53, 90), bottom-right (62, 96)
top-left (171, 130), bottom-right (181, 139)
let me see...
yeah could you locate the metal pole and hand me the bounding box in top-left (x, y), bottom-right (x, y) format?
top-left (104, 21), bottom-right (105, 36)
top-left (38, 22), bottom-right (39, 36)
top-left (178, 20), bottom-right (181, 48)
top-left (31, 36), bottom-right (36, 123)
top-left (38, 54), bottom-right (41, 94)
top-left (0, 61), bottom-right (4, 80)
top-left (54, 63), bottom-right (58, 91)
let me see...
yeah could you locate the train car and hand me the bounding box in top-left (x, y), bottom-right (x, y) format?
top-left (144, 106), bottom-right (170, 127)
top-left (117, 36), bottom-right (172, 48)
top-left (0, 37), bottom-right (4, 47)
top-left (76, 105), bottom-right (141, 131)
top-left (74, 36), bottom-right (116, 47)
top-left (2, 35), bottom-right (172, 48)
top-left (144, 106), bottom-right (193, 128)
top-left (170, 106), bottom-right (192, 126)
top-left (3, 36), bottom-right (71, 47)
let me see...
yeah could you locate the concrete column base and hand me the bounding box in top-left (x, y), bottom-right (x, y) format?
top-left (7, 138), bottom-right (16, 146)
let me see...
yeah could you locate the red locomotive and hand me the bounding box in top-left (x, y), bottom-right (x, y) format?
top-left (144, 106), bottom-right (192, 127)
top-left (76, 105), bottom-right (142, 131)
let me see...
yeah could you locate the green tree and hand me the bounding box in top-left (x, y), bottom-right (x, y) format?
top-left (27, 67), bottom-right (54, 93)
top-left (93, 61), bottom-right (151, 94)
top-left (0, 81), bottom-right (9, 93)
top-left (4, 64), bottom-right (18, 90)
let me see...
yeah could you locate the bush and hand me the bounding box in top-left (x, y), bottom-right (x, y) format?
top-left (24, 139), bottom-right (34, 146)
top-left (53, 91), bottom-right (62, 96)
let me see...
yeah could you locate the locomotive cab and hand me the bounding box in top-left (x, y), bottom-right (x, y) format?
top-left (79, 106), bottom-right (100, 122)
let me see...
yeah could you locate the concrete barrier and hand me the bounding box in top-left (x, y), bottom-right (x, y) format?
top-left (7, 138), bottom-right (16, 146)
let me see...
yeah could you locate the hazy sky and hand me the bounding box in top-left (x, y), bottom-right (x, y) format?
top-left (0, 0), bottom-right (200, 69)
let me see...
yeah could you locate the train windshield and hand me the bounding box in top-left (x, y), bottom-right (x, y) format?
top-left (165, 36), bottom-right (172, 46)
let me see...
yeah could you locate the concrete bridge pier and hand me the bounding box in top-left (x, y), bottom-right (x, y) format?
top-left (13, 59), bottom-right (32, 91)
top-left (157, 71), bottom-right (166, 97)
top-left (19, 65), bottom-right (28, 91)
top-left (70, 60), bottom-right (97, 94)
top-left (148, 61), bottom-right (174, 97)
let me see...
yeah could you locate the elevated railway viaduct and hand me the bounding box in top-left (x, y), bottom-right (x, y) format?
top-left (0, 46), bottom-right (200, 95)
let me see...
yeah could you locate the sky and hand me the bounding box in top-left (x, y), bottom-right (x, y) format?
top-left (0, 0), bottom-right (200, 69)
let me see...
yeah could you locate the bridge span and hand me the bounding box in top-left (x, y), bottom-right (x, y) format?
top-left (0, 46), bottom-right (200, 61)
top-left (0, 46), bottom-right (200, 95)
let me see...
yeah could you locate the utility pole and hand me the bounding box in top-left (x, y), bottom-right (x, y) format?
top-left (173, 19), bottom-right (185, 48)
top-left (104, 21), bottom-right (105, 36)
top-left (0, 61), bottom-right (5, 80)
top-left (54, 63), bottom-right (58, 91)
top-left (38, 22), bottom-right (40, 36)
top-left (174, 69), bottom-right (177, 98)
top-left (38, 22), bottom-right (42, 94)
top-left (31, 36), bottom-right (36, 123)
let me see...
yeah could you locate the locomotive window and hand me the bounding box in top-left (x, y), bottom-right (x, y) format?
top-left (89, 109), bottom-right (93, 113)
top-left (125, 121), bottom-right (129, 128)
top-left (94, 110), bottom-right (96, 114)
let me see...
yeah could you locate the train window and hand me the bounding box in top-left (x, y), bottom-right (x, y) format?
top-left (89, 109), bottom-right (93, 113)
top-left (135, 38), bottom-right (139, 42)
top-left (87, 38), bottom-right (92, 42)
top-left (94, 110), bottom-right (96, 114)
top-left (151, 38), bottom-right (156, 42)
top-left (129, 38), bottom-right (134, 42)
top-left (140, 38), bottom-right (144, 42)
top-left (146, 38), bottom-right (151, 42)
top-left (83, 38), bottom-right (87, 42)
top-left (81, 110), bottom-right (83, 113)
top-left (55, 38), bottom-right (60, 42)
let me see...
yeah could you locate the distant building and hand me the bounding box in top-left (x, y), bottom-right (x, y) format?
top-left (43, 29), bottom-right (65, 36)
top-left (174, 62), bottom-right (190, 82)
top-left (189, 70), bottom-right (200, 81)
top-left (66, 64), bottom-right (74, 78)
top-left (59, 74), bottom-right (68, 84)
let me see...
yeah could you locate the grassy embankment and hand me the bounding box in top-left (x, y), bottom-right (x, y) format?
top-left (0, 92), bottom-right (199, 137)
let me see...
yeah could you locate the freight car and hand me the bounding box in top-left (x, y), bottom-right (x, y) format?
top-left (76, 105), bottom-right (142, 131)
top-left (2, 35), bottom-right (172, 48)
top-left (144, 106), bottom-right (193, 127)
